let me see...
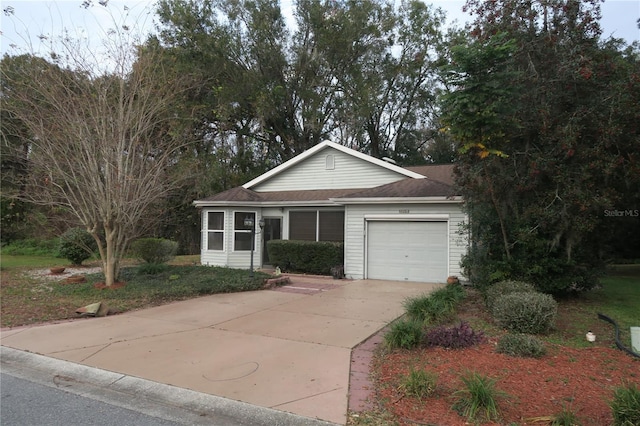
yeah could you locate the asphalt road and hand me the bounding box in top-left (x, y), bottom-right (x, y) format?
top-left (1, 373), bottom-right (182, 426)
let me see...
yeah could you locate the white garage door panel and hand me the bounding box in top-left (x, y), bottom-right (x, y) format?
top-left (367, 221), bottom-right (448, 282)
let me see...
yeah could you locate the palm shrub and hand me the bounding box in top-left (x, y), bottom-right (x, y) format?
top-left (485, 280), bottom-right (536, 312)
top-left (58, 227), bottom-right (97, 265)
top-left (551, 406), bottom-right (581, 426)
top-left (492, 291), bottom-right (557, 334)
top-left (404, 284), bottom-right (465, 324)
top-left (452, 371), bottom-right (507, 423)
top-left (399, 368), bottom-right (438, 399)
top-left (610, 383), bottom-right (640, 426)
top-left (496, 333), bottom-right (546, 358)
top-left (384, 319), bottom-right (423, 350)
top-left (131, 238), bottom-right (178, 264)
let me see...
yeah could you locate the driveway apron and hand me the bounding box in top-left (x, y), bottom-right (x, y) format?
top-left (1, 277), bottom-right (441, 424)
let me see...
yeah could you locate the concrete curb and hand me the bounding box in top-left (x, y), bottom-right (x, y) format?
top-left (1, 346), bottom-right (338, 426)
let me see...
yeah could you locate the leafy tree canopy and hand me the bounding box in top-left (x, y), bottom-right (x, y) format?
top-left (440, 0), bottom-right (640, 293)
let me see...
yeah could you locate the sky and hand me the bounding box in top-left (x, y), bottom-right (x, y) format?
top-left (1, 0), bottom-right (639, 57)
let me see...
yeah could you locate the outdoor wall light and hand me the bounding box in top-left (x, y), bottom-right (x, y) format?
top-left (244, 216), bottom-right (254, 229)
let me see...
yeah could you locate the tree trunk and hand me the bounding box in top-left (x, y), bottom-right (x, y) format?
top-left (101, 226), bottom-right (119, 287)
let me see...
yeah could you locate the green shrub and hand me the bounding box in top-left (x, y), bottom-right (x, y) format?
top-left (485, 280), bottom-right (536, 312)
top-left (610, 383), bottom-right (640, 426)
top-left (492, 292), bottom-right (557, 334)
top-left (496, 333), bottom-right (546, 358)
top-left (461, 245), bottom-right (601, 295)
top-left (267, 240), bottom-right (343, 275)
top-left (452, 371), bottom-right (507, 423)
top-left (399, 368), bottom-right (438, 399)
top-left (136, 263), bottom-right (171, 275)
top-left (131, 238), bottom-right (178, 264)
top-left (384, 319), bottom-right (423, 350)
top-left (404, 284), bottom-right (465, 324)
top-left (1, 238), bottom-right (59, 256)
top-left (404, 295), bottom-right (451, 324)
top-left (58, 228), bottom-right (97, 265)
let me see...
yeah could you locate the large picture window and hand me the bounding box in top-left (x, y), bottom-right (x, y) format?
top-left (289, 210), bottom-right (344, 242)
top-left (319, 211), bottom-right (344, 241)
top-left (289, 211), bottom-right (316, 241)
top-left (234, 212), bottom-right (255, 251)
top-left (207, 212), bottom-right (224, 251)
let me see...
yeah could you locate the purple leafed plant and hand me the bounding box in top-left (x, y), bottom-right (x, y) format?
top-left (425, 321), bottom-right (485, 349)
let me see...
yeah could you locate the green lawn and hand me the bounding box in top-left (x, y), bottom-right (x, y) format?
top-left (0, 254), bottom-right (69, 269)
top-left (544, 265), bottom-right (640, 349)
top-left (0, 255), bottom-right (270, 328)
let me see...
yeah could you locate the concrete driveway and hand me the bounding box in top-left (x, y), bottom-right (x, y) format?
top-left (1, 277), bottom-right (440, 424)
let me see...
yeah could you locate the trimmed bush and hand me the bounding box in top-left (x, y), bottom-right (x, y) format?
top-left (610, 383), bottom-right (640, 426)
top-left (485, 280), bottom-right (536, 312)
top-left (425, 321), bottom-right (485, 349)
top-left (267, 240), bottom-right (343, 275)
top-left (404, 284), bottom-right (465, 324)
top-left (136, 263), bottom-right (171, 275)
top-left (58, 228), bottom-right (97, 265)
top-left (492, 292), bottom-right (557, 334)
top-left (496, 333), bottom-right (546, 358)
top-left (131, 238), bottom-right (178, 264)
top-left (384, 319), bottom-right (423, 350)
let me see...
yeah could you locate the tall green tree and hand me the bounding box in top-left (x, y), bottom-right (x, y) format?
top-left (152, 0), bottom-right (448, 166)
top-left (149, 0), bottom-right (450, 250)
top-left (441, 0), bottom-right (640, 293)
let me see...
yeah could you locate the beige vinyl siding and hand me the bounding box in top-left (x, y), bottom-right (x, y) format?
top-left (200, 208), bottom-right (228, 266)
top-left (343, 203), bottom-right (467, 280)
top-left (252, 147), bottom-right (406, 192)
top-left (200, 208), bottom-right (264, 269)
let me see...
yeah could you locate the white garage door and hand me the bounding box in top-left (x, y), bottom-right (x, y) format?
top-left (367, 221), bottom-right (448, 283)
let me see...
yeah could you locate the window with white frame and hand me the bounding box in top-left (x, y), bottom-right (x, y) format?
top-left (234, 212), bottom-right (255, 251)
top-left (207, 212), bottom-right (224, 250)
top-left (289, 210), bottom-right (344, 242)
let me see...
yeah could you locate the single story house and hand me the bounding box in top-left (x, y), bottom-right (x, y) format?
top-left (193, 140), bottom-right (468, 283)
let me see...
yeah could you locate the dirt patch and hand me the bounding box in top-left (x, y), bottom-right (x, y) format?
top-left (93, 281), bottom-right (126, 290)
top-left (26, 266), bottom-right (102, 281)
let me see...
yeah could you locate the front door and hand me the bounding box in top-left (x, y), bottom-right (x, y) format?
top-left (262, 217), bottom-right (282, 265)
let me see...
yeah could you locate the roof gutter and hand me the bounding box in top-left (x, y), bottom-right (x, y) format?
top-left (192, 200), bottom-right (343, 208)
top-left (329, 196), bottom-right (463, 205)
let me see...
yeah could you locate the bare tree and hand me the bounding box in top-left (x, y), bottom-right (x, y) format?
top-left (2, 31), bottom-right (190, 286)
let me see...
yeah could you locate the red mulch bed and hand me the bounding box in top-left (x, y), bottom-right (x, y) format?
top-left (376, 341), bottom-right (639, 425)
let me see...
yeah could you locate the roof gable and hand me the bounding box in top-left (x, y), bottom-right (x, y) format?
top-left (243, 140), bottom-right (424, 190)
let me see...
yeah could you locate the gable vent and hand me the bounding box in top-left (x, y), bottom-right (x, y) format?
top-left (326, 154), bottom-right (335, 170)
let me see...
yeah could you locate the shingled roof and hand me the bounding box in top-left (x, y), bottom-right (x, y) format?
top-left (195, 162), bottom-right (458, 205)
top-left (334, 177), bottom-right (456, 199)
top-left (404, 164), bottom-right (455, 186)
